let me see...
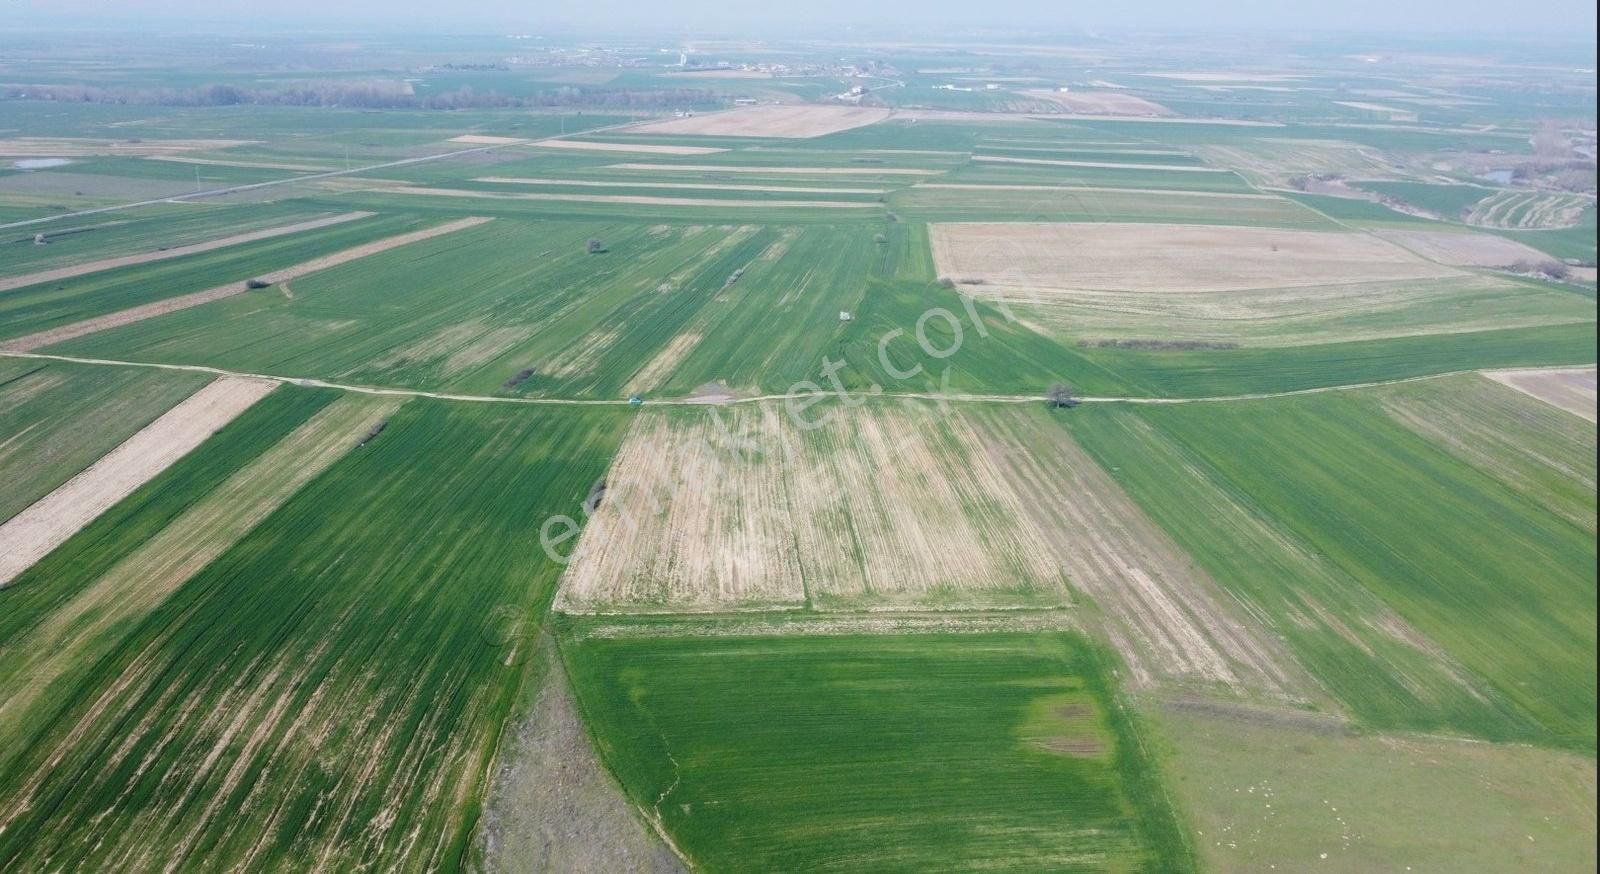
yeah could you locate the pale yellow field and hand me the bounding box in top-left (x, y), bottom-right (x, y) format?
top-left (1021, 89), bottom-right (1175, 116)
top-left (1374, 228), bottom-right (1553, 266)
top-left (620, 105), bottom-right (890, 138)
top-left (528, 139), bottom-right (728, 156)
top-left (558, 403), bottom-right (1070, 613)
top-left (929, 222), bottom-right (1457, 293)
top-left (447, 134), bottom-right (528, 145)
top-left (1484, 366), bottom-right (1598, 422)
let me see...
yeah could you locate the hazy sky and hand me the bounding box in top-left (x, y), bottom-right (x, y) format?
top-left (9, 0), bottom-right (1598, 34)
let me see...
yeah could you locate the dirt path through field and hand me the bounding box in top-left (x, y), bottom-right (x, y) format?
top-left (0, 376), bottom-right (276, 587)
top-left (0, 217), bottom-right (491, 352)
top-left (0, 211), bottom-right (374, 292)
top-left (3, 350), bottom-right (1594, 409)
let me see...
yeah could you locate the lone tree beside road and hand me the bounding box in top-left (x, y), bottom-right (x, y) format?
top-left (1047, 383), bottom-right (1078, 409)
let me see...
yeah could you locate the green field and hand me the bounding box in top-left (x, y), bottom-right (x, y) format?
top-left (0, 212), bottom-right (426, 341)
top-left (0, 26), bottom-right (1595, 874)
top-left (0, 359), bottom-right (207, 521)
top-left (562, 625), bottom-right (1194, 872)
top-left (0, 399), bottom-right (628, 870)
top-left (1069, 387), bottom-right (1597, 750)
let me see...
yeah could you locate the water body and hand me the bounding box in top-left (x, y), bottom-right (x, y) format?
top-left (13, 158), bottom-right (73, 170)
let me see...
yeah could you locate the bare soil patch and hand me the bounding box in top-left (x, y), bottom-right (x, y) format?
top-left (477, 635), bottom-right (684, 874)
top-left (621, 106), bottom-right (890, 138)
top-left (0, 377), bottom-right (276, 587)
top-left (0, 212), bottom-right (373, 293)
top-left (1, 217), bottom-right (491, 351)
top-left (529, 140), bottom-right (727, 156)
top-left (1484, 367), bottom-right (1597, 422)
top-left (929, 222), bottom-right (1456, 294)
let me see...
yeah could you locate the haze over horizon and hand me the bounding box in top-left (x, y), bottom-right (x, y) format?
top-left (7, 0), bottom-right (1597, 36)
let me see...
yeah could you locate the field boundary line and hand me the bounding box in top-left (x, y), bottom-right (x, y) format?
top-left (5, 350), bottom-right (1593, 408)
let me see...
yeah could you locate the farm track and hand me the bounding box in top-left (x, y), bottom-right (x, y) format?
top-left (3, 349), bottom-right (1593, 407)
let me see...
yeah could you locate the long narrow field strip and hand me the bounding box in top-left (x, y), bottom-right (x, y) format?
top-left (558, 403), bottom-right (1069, 613)
top-left (0, 137), bottom-right (254, 157)
top-left (929, 222), bottom-right (1459, 293)
top-left (0, 376), bottom-right (276, 587)
top-left (0, 361), bottom-right (208, 523)
top-left (144, 155), bottom-right (331, 172)
top-left (965, 405), bottom-right (1302, 699)
top-left (528, 139), bottom-right (728, 155)
top-left (0, 394), bottom-right (401, 747)
top-left (1484, 366), bottom-right (1597, 422)
top-left (891, 185), bottom-right (1331, 226)
top-left (1005, 274), bottom-right (1595, 348)
top-left (475, 176), bottom-right (887, 194)
top-left (917, 182), bottom-right (1280, 199)
top-left (0, 211), bottom-right (374, 292)
top-left (0, 216), bottom-right (492, 352)
top-left (605, 162), bottom-right (940, 175)
top-left (618, 105), bottom-right (891, 138)
top-left (384, 186), bottom-right (879, 208)
top-left (1020, 90), bottom-right (1176, 116)
top-left (0, 402), bottom-right (629, 871)
top-left (973, 154), bottom-right (1227, 172)
top-left (447, 134), bottom-right (531, 145)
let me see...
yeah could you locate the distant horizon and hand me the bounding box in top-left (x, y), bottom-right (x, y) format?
top-left (5, 0), bottom-right (1597, 39)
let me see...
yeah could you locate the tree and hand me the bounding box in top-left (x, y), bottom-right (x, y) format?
top-left (586, 238), bottom-right (606, 254)
top-left (1047, 383), bottom-right (1077, 409)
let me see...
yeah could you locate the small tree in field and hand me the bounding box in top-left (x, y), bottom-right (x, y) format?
top-left (1047, 382), bottom-right (1077, 409)
top-left (586, 238), bottom-right (606, 254)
